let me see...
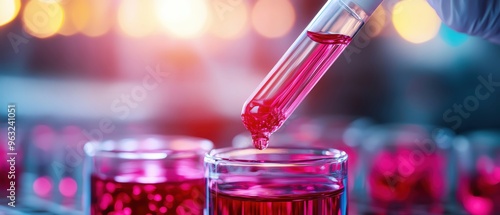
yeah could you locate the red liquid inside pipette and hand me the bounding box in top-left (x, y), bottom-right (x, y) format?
top-left (242, 32), bottom-right (352, 150)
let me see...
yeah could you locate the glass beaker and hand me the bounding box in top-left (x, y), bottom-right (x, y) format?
top-left (205, 147), bottom-right (348, 215)
top-left (233, 115), bottom-right (371, 197)
top-left (84, 135), bottom-right (213, 215)
top-left (358, 124), bottom-right (454, 213)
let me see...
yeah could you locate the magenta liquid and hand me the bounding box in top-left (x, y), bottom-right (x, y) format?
top-left (368, 148), bottom-right (446, 204)
top-left (91, 175), bottom-right (205, 215)
top-left (242, 32), bottom-right (352, 150)
top-left (458, 156), bottom-right (500, 215)
top-left (459, 175), bottom-right (500, 215)
top-left (208, 179), bottom-right (346, 215)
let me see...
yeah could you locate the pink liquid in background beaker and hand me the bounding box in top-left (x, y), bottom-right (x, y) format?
top-left (458, 158), bottom-right (500, 215)
top-left (456, 131), bottom-right (500, 215)
top-left (205, 147), bottom-right (348, 215)
top-left (360, 124), bottom-right (453, 212)
top-left (368, 148), bottom-right (446, 203)
top-left (86, 135), bottom-right (213, 215)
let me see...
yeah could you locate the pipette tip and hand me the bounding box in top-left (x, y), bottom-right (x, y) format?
top-left (252, 136), bottom-right (269, 150)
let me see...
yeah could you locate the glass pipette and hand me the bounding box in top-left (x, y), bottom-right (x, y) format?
top-left (242, 0), bottom-right (383, 149)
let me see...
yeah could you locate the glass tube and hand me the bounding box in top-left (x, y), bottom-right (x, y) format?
top-left (205, 147), bottom-right (348, 215)
top-left (242, 0), bottom-right (383, 150)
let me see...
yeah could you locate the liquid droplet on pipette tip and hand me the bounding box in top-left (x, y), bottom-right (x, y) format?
top-left (252, 136), bottom-right (269, 150)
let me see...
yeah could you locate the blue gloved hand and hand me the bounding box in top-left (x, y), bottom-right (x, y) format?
top-left (427, 0), bottom-right (500, 44)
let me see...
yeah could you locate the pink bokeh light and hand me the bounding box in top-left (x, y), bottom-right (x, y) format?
top-left (463, 195), bottom-right (493, 215)
top-left (33, 176), bottom-right (52, 197)
top-left (32, 125), bottom-right (56, 151)
top-left (59, 177), bottom-right (78, 197)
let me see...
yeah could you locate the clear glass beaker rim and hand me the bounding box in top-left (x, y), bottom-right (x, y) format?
top-left (85, 134), bottom-right (213, 160)
top-left (205, 146), bottom-right (347, 166)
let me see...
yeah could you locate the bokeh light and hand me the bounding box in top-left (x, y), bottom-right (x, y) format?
top-left (74, 0), bottom-right (110, 37)
top-left (32, 124), bottom-right (55, 151)
top-left (0, 0), bottom-right (21, 27)
top-left (70, 0), bottom-right (90, 34)
top-left (251, 0), bottom-right (295, 38)
top-left (62, 125), bottom-right (84, 143)
top-left (59, 177), bottom-right (77, 197)
top-left (118, 0), bottom-right (157, 37)
top-left (58, 0), bottom-right (78, 36)
top-left (33, 176), bottom-right (52, 197)
top-left (463, 195), bottom-right (493, 215)
top-left (392, 0), bottom-right (441, 44)
top-left (208, 0), bottom-right (249, 40)
top-left (22, 0), bottom-right (65, 38)
top-left (155, 0), bottom-right (209, 39)
top-left (440, 24), bottom-right (468, 47)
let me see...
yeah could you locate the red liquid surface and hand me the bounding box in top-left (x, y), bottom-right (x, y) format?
top-left (242, 32), bottom-right (351, 150)
top-left (91, 175), bottom-right (205, 215)
top-left (208, 181), bottom-right (345, 215)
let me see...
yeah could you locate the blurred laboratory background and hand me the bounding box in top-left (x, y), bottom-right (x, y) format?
top-left (0, 0), bottom-right (499, 214)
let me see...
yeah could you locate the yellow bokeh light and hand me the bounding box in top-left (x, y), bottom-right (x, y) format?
top-left (155, 0), bottom-right (209, 39)
top-left (70, 0), bottom-right (89, 33)
top-left (118, 0), bottom-right (157, 37)
top-left (0, 0), bottom-right (21, 27)
top-left (392, 0), bottom-right (441, 44)
top-left (208, 0), bottom-right (249, 40)
top-left (73, 0), bottom-right (110, 37)
top-left (58, 0), bottom-right (77, 36)
top-left (23, 0), bottom-right (64, 38)
top-left (251, 0), bottom-right (295, 38)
